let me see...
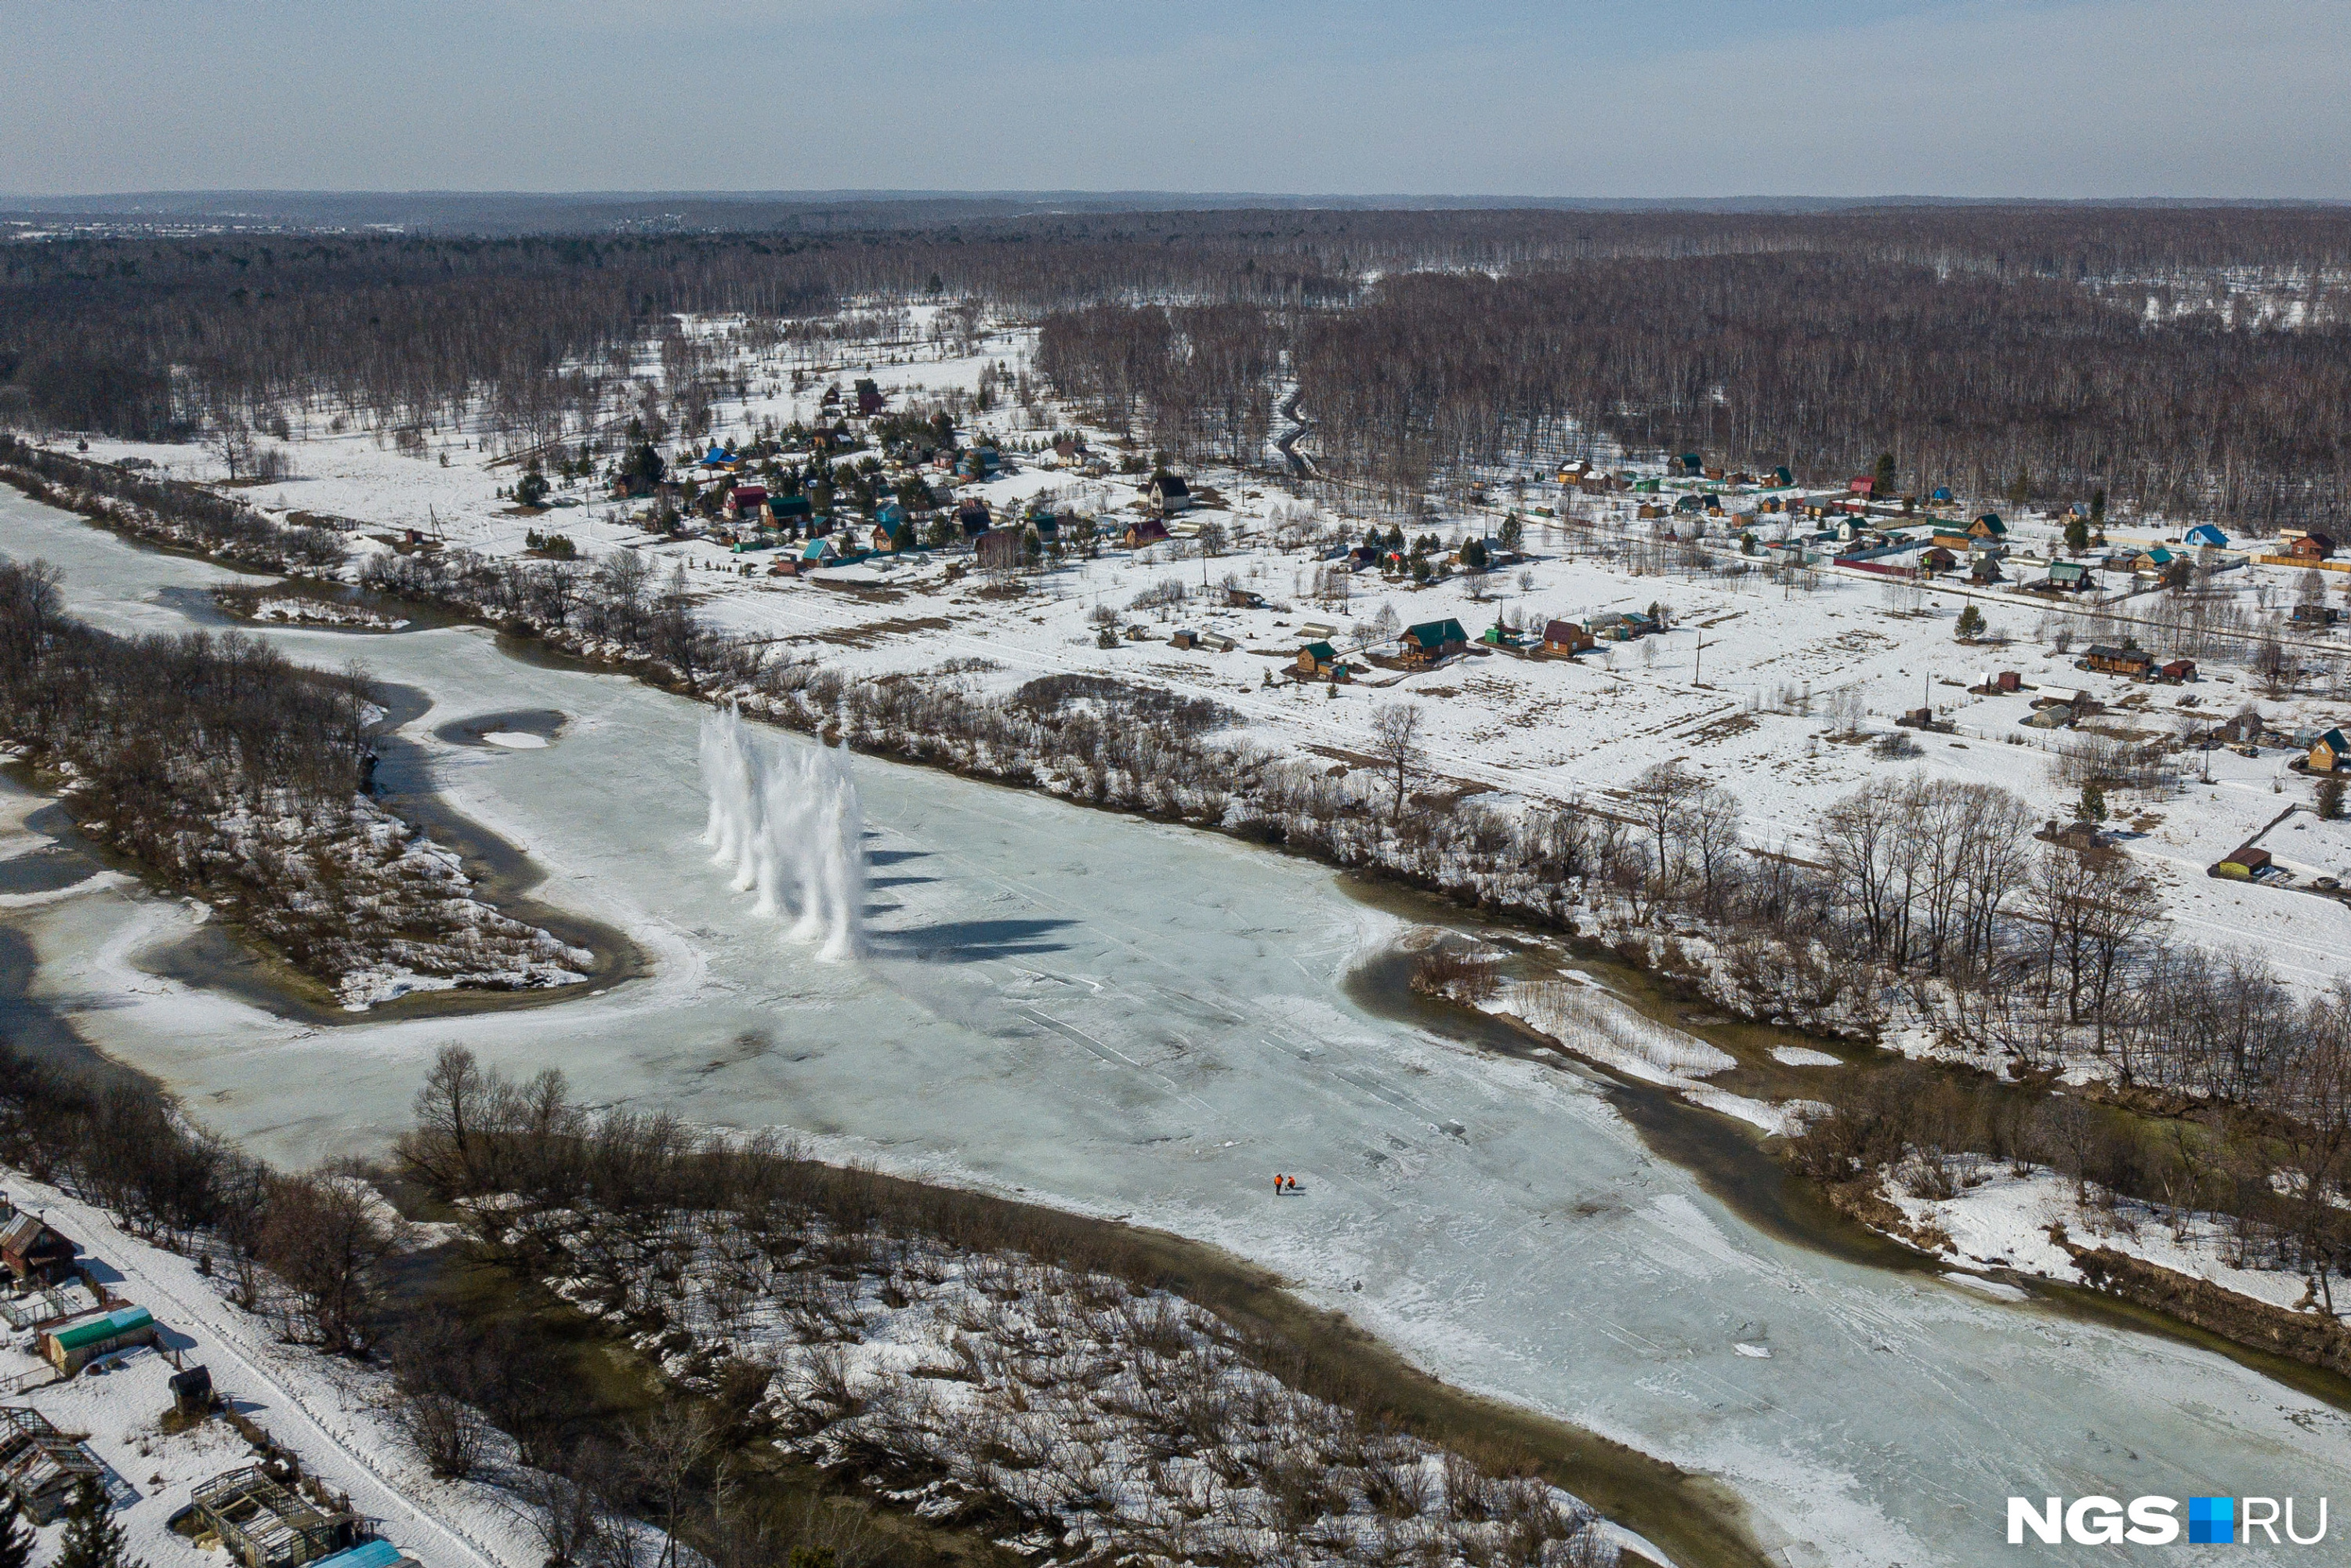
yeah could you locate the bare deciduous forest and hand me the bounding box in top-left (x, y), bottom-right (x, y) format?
top-left (6, 207), bottom-right (2351, 524)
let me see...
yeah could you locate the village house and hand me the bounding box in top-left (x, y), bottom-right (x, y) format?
top-left (1398, 618), bottom-right (1470, 667)
top-left (721, 483), bottom-right (766, 523)
top-left (2081, 645), bottom-right (2154, 677)
top-left (1969, 513), bottom-right (2008, 541)
top-left (1541, 618), bottom-right (1595, 655)
top-left (1122, 518), bottom-right (1170, 549)
top-left (2310, 729), bottom-right (2351, 773)
top-left (2285, 531), bottom-right (2336, 561)
top-left (2291, 602), bottom-right (2340, 628)
top-left (2133, 545), bottom-right (2175, 575)
top-left (2185, 523), bottom-right (2230, 549)
top-left (956, 497), bottom-right (993, 539)
top-left (2157, 658), bottom-right (2197, 683)
top-left (795, 537), bottom-right (840, 571)
top-left (1295, 641), bottom-right (1346, 679)
top-left (853, 378), bottom-right (885, 417)
top-left (1147, 473), bottom-right (1193, 516)
top-left (2043, 560), bottom-right (2095, 593)
top-left (767, 494), bottom-right (814, 531)
top-left (0, 1206), bottom-right (78, 1284)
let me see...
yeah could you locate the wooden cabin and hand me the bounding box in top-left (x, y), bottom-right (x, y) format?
top-left (1541, 618), bottom-right (1594, 655)
top-left (1398, 618), bottom-right (1469, 667)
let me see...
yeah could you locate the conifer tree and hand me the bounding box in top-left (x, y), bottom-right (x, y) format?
top-left (58, 1481), bottom-right (142, 1568)
top-left (0, 1493), bottom-right (33, 1568)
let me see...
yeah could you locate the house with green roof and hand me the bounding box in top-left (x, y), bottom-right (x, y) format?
top-left (1399, 618), bottom-right (1469, 666)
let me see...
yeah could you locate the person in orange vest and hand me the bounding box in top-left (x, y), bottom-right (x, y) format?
top-left (1274, 1173), bottom-right (1284, 1194)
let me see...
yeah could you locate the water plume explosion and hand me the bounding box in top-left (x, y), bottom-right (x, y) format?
top-left (699, 708), bottom-right (866, 959)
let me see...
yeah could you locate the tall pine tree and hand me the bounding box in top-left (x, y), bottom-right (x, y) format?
top-left (58, 1480), bottom-right (142, 1568)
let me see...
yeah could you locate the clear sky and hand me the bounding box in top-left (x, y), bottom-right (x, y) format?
top-left (5, 0), bottom-right (2346, 199)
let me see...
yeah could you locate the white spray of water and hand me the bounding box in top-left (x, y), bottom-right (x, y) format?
top-left (699, 707), bottom-right (866, 960)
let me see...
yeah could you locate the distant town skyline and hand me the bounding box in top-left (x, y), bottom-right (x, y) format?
top-left (5, 1), bottom-right (2346, 200)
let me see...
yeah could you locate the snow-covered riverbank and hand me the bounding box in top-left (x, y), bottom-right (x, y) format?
top-left (6, 486), bottom-right (2350, 1568)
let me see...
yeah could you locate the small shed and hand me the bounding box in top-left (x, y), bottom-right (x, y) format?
top-left (1997, 670), bottom-right (2023, 692)
top-left (797, 537), bottom-right (840, 570)
top-left (2310, 729), bottom-right (2351, 773)
top-left (1399, 618), bottom-right (1469, 667)
top-left (40, 1305), bottom-right (157, 1373)
top-left (2157, 659), bottom-right (2197, 683)
top-left (1541, 619), bottom-right (1594, 655)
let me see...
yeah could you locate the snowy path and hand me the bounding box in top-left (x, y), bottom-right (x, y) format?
top-left (6, 1179), bottom-right (516, 1568)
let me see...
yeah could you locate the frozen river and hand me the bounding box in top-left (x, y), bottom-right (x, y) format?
top-left (4, 491), bottom-right (2346, 1566)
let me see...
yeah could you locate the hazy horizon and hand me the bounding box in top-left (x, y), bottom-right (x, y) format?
top-left (5, 2), bottom-right (2346, 201)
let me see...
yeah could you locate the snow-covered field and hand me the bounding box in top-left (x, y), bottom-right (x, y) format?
top-left (5, 490), bottom-right (2349, 1567)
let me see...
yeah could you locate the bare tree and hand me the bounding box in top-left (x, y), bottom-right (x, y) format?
top-left (629, 1400), bottom-right (719, 1568)
top-left (1367, 703), bottom-right (1423, 824)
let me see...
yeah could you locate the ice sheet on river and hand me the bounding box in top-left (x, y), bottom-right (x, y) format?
top-left (5, 489), bottom-right (2349, 1568)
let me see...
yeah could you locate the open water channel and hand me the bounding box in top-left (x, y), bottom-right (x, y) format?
top-left (2, 489), bottom-right (2346, 1566)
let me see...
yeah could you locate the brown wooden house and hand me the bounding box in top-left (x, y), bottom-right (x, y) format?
top-left (1541, 619), bottom-right (1595, 655)
top-left (2082, 645), bottom-right (2153, 677)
